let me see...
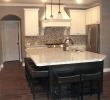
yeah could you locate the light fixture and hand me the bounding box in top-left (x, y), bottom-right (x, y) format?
top-left (44, 2), bottom-right (47, 19)
top-left (57, 0), bottom-right (63, 19)
top-left (76, 0), bottom-right (83, 4)
top-left (50, 0), bottom-right (53, 19)
top-left (42, 0), bottom-right (47, 2)
top-left (42, 0), bottom-right (47, 20)
top-left (5, 0), bottom-right (10, 2)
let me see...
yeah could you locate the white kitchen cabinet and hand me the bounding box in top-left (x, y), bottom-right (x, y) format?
top-left (70, 10), bottom-right (86, 35)
top-left (97, 6), bottom-right (100, 24)
top-left (86, 6), bottom-right (100, 25)
top-left (86, 8), bottom-right (92, 25)
top-left (24, 8), bottom-right (39, 36)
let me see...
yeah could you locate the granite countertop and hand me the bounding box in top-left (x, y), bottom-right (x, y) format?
top-left (25, 48), bottom-right (106, 66)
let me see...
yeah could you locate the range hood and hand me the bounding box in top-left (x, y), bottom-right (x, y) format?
top-left (41, 5), bottom-right (71, 28)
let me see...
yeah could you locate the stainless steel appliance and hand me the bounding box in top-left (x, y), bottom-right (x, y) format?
top-left (86, 24), bottom-right (100, 53)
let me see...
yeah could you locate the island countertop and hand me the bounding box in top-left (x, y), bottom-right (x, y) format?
top-left (25, 48), bottom-right (106, 66)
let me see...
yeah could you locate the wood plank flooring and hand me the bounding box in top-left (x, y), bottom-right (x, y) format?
top-left (0, 61), bottom-right (110, 100)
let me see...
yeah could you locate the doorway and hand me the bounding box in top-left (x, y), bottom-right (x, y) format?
top-left (1, 15), bottom-right (22, 62)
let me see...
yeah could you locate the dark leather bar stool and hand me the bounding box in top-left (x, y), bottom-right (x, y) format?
top-left (24, 58), bottom-right (49, 100)
top-left (24, 58), bottom-right (34, 84)
top-left (52, 70), bottom-right (81, 100)
top-left (81, 72), bottom-right (102, 100)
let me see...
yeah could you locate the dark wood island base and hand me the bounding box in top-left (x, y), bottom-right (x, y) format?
top-left (48, 61), bottom-right (103, 100)
top-left (25, 48), bottom-right (106, 100)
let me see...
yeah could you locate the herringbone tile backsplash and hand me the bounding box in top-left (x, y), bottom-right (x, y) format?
top-left (25, 27), bottom-right (86, 47)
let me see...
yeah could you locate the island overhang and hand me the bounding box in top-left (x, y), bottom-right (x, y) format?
top-left (25, 48), bottom-right (106, 67)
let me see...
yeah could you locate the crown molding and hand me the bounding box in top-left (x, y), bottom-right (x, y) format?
top-left (0, 3), bottom-right (88, 9)
top-left (0, 3), bottom-right (44, 7)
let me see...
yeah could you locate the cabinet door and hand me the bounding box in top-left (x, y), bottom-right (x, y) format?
top-left (86, 6), bottom-right (100, 25)
top-left (92, 6), bottom-right (100, 24)
top-left (86, 9), bottom-right (92, 25)
top-left (70, 10), bottom-right (86, 35)
top-left (24, 9), bottom-right (39, 36)
top-left (91, 7), bottom-right (97, 24)
top-left (97, 6), bottom-right (100, 24)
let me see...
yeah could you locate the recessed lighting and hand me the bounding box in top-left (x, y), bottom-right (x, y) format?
top-left (76, 0), bottom-right (83, 4)
top-left (42, 0), bottom-right (47, 3)
top-left (5, 0), bottom-right (11, 2)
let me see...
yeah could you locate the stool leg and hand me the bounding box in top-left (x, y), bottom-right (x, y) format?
top-left (71, 84), bottom-right (73, 99)
top-left (77, 96), bottom-right (80, 100)
top-left (77, 83), bottom-right (80, 100)
top-left (33, 93), bottom-right (35, 100)
top-left (31, 83), bottom-right (36, 100)
top-left (98, 93), bottom-right (100, 100)
top-left (58, 85), bottom-right (61, 100)
top-left (90, 80), bottom-right (93, 96)
top-left (71, 83), bottom-right (80, 100)
top-left (98, 80), bottom-right (100, 100)
top-left (81, 82), bottom-right (83, 100)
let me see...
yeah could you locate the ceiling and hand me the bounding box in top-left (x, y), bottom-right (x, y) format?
top-left (0, 0), bottom-right (99, 6)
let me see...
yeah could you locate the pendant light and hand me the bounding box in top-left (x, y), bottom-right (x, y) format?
top-left (44, 2), bottom-right (47, 19)
top-left (42, 0), bottom-right (47, 20)
top-left (50, 0), bottom-right (53, 19)
top-left (57, 0), bottom-right (63, 19)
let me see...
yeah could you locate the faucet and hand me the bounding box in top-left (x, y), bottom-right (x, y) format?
top-left (63, 36), bottom-right (74, 51)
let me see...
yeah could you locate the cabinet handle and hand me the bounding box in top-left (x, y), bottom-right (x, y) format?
top-left (88, 27), bottom-right (91, 48)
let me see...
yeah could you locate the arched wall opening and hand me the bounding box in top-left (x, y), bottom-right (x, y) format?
top-left (1, 14), bottom-right (22, 64)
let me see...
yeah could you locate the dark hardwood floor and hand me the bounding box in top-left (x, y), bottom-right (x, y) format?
top-left (0, 61), bottom-right (110, 100)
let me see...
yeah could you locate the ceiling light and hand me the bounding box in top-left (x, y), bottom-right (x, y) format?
top-left (42, 0), bottom-right (47, 3)
top-left (5, 0), bottom-right (11, 2)
top-left (76, 0), bottom-right (83, 4)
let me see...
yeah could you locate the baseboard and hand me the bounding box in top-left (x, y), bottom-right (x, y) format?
top-left (22, 62), bottom-right (25, 67)
top-left (0, 64), bottom-right (4, 71)
top-left (104, 68), bottom-right (110, 72)
top-left (20, 59), bottom-right (22, 62)
top-left (0, 64), bottom-right (4, 68)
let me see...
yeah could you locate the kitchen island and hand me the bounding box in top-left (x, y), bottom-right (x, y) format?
top-left (25, 47), bottom-right (106, 99)
top-left (26, 48), bottom-right (105, 66)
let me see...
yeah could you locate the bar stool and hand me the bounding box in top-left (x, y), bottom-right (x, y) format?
top-left (81, 72), bottom-right (102, 100)
top-left (24, 58), bottom-right (49, 100)
top-left (52, 70), bottom-right (81, 100)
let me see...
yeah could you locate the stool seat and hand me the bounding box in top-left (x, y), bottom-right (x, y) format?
top-left (81, 72), bottom-right (102, 100)
top-left (81, 72), bottom-right (101, 81)
top-left (25, 58), bottom-right (49, 78)
top-left (24, 58), bottom-right (49, 100)
top-left (57, 74), bottom-right (81, 84)
top-left (52, 70), bottom-right (81, 100)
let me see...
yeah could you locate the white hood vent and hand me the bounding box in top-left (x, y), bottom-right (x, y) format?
top-left (41, 5), bottom-right (71, 28)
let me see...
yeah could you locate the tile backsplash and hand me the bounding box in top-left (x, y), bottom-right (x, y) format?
top-left (25, 27), bottom-right (86, 47)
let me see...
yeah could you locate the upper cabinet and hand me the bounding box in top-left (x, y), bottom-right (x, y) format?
top-left (24, 8), bottom-right (39, 36)
top-left (70, 10), bottom-right (86, 35)
top-left (86, 6), bottom-right (100, 25)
